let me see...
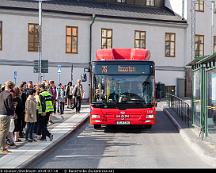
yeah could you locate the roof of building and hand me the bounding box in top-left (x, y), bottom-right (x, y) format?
top-left (0, 0), bottom-right (187, 23)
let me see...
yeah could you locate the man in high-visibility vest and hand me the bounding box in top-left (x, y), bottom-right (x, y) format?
top-left (39, 84), bottom-right (53, 141)
top-left (35, 87), bottom-right (45, 139)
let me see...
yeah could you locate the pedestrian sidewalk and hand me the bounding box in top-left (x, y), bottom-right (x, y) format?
top-left (0, 105), bottom-right (90, 169)
top-left (160, 101), bottom-right (216, 168)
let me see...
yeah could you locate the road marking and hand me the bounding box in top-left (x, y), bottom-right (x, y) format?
top-left (55, 154), bottom-right (115, 158)
top-left (9, 149), bottom-right (45, 152)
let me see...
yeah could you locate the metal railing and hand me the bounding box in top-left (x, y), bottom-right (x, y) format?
top-left (168, 94), bottom-right (192, 127)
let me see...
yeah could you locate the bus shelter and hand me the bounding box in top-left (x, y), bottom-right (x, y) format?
top-left (189, 54), bottom-right (216, 137)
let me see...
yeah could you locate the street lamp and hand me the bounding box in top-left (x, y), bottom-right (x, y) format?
top-left (33, 0), bottom-right (51, 82)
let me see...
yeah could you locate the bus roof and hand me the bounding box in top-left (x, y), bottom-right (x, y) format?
top-left (96, 48), bottom-right (150, 61)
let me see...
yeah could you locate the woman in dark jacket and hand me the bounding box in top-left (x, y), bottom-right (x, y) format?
top-left (19, 82), bottom-right (27, 138)
top-left (13, 87), bottom-right (24, 142)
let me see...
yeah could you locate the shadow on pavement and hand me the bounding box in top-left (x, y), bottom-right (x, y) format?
top-left (102, 111), bottom-right (179, 134)
top-left (30, 121), bottom-right (139, 168)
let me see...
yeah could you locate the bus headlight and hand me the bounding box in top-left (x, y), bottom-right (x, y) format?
top-left (146, 114), bottom-right (154, 119)
top-left (91, 114), bottom-right (100, 119)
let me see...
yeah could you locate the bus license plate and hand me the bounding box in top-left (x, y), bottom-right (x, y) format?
top-left (116, 121), bottom-right (130, 125)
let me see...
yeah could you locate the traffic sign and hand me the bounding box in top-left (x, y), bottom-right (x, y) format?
top-left (57, 65), bottom-right (61, 74)
top-left (13, 71), bottom-right (17, 85)
top-left (13, 71), bottom-right (17, 79)
top-left (34, 60), bottom-right (48, 73)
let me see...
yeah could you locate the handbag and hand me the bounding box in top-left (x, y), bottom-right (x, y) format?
top-left (9, 118), bottom-right (15, 132)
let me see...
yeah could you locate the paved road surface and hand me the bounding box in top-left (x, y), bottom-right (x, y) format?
top-left (30, 110), bottom-right (211, 168)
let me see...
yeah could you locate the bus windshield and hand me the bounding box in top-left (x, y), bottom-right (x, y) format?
top-left (92, 74), bottom-right (154, 109)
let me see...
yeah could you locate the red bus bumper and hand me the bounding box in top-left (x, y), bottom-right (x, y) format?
top-left (90, 107), bottom-right (156, 126)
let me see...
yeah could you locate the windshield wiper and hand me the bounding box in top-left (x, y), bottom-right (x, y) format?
top-left (130, 98), bottom-right (144, 102)
top-left (121, 100), bottom-right (154, 107)
top-left (92, 101), bottom-right (117, 108)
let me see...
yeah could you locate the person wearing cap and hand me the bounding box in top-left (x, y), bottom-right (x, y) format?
top-left (0, 81), bottom-right (15, 154)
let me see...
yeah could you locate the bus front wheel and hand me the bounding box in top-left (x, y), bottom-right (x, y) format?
top-left (145, 125), bottom-right (152, 129)
top-left (94, 125), bottom-right (101, 129)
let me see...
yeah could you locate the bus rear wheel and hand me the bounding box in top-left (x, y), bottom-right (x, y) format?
top-left (94, 125), bottom-right (101, 129)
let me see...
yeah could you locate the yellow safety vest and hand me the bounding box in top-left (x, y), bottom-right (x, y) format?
top-left (35, 95), bottom-right (42, 114)
top-left (40, 91), bottom-right (54, 113)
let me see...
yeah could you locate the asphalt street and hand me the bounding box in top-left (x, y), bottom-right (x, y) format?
top-left (30, 110), bottom-right (211, 168)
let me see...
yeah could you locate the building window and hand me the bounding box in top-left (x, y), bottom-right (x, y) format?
top-left (134, 30), bottom-right (146, 49)
top-left (214, 36), bottom-right (216, 53)
top-left (0, 21), bottom-right (2, 50)
top-left (66, 26), bottom-right (78, 54)
top-left (195, 0), bottom-right (204, 12)
top-left (165, 33), bottom-right (176, 57)
top-left (146, 0), bottom-right (155, 6)
top-left (28, 23), bottom-right (39, 52)
top-left (195, 34), bottom-right (204, 57)
top-left (101, 28), bottom-right (112, 49)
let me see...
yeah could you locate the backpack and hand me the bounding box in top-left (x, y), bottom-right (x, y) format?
top-left (66, 86), bottom-right (70, 97)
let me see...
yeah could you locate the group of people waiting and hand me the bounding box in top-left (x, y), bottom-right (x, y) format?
top-left (0, 79), bottom-right (84, 155)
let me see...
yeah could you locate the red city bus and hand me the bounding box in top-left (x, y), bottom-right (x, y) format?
top-left (90, 48), bottom-right (156, 129)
